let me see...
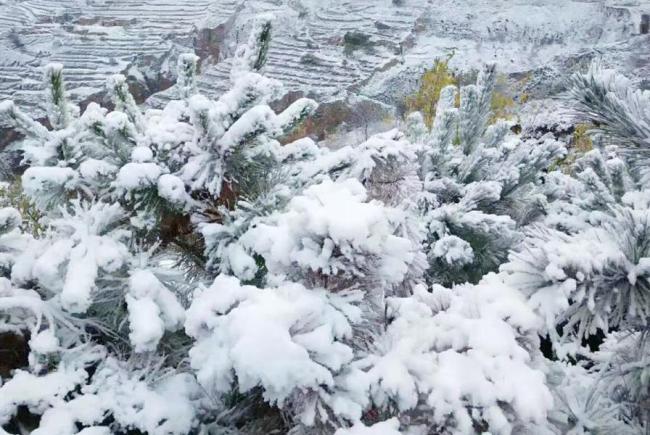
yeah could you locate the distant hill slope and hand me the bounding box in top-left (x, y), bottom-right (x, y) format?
top-left (0, 0), bottom-right (647, 123)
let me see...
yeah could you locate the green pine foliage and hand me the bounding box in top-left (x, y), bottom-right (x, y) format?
top-left (0, 14), bottom-right (648, 435)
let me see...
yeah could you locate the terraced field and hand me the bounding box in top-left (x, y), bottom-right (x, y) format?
top-left (0, 0), bottom-right (647, 121)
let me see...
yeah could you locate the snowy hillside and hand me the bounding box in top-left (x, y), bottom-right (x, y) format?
top-left (0, 0), bottom-right (648, 121)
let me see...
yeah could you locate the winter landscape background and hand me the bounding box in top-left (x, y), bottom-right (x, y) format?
top-left (1, 0), bottom-right (649, 136)
top-left (0, 1), bottom-right (650, 434)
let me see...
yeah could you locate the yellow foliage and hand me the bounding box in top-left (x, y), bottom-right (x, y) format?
top-left (489, 73), bottom-right (528, 123)
top-left (490, 91), bottom-right (515, 123)
top-left (0, 179), bottom-right (44, 236)
top-left (572, 123), bottom-right (593, 153)
top-left (405, 56), bottom-right (457, 129)
top-left (407, 64), bottom-right (535, 130)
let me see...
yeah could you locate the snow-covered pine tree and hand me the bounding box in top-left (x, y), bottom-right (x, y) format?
top-left (187, 175), bottom-right (421, 433)
top-left (541, 145), bottom-right (635, 234)
top-left (0, 17), bottom-right (574, 435)
top-left (329, 69), bottom-right (559, 435)
top-left (405, 65), bottom-right (565, 287)
top-left (502, 66), bottom-right (650, 433)
top-left (0, 15), bottom-right (321, 434)
top-left (193, 70), bottom-right (557, 434)
top-left (186, 91), bottom-right (425, 434)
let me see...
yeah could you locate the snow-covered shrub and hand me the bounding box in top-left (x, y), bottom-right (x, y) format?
top-left (186, 274), bottom-right (364, 429)
top-left (3, 26), bottom-right (314, 227)
top-left (0, 15), bottom-right (320, 434)
top-left (545, 357), bottom-right (646, 435)
top-left (208, 177), bottom-right (415, 291)
top-left (191, 176), bottom-right (425, 432)
top-left (188, 66), bottom-right (557, 432)
top-left (541, 146), bottom-right (635, 234)
top-left (0, 350), bottom-right (199, 435)
top-left (3, 12), bottom-right (632, 435)
top-left (568, 66), bottom-right (650, 158)
top-left (185, 262), bottom-right (554, 435)
top-left (196, 64), bottom-right (560, 434)
top-left (502, 66), bottom-right (650, 433)
top-left (503, 196), bottom-right (650, 348)
top-left (405, 66), bottom-right (565, 286)
top-left (356, 276), bottom-right (553, 435)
